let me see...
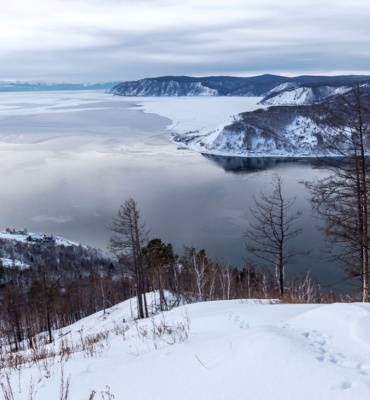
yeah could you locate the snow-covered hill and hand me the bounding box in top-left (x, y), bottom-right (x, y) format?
top-left (0, 229), bottom-right (91, 269)
top-left (0, 229), bottom-right (115, 276)
top-left (0, 230), bottom-right (81, 247)
top-left (171, 105), bottom-right (326, 157)
top-left (4, 295), bottom-right (370, 400)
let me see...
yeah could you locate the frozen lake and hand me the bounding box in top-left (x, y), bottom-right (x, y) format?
top-left (0, 90), bottom-right (342, 287)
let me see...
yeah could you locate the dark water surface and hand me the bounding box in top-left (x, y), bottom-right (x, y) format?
top-left (0, 91), bottom-right (344, 288)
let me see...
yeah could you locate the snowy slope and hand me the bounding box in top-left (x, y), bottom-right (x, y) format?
top-left (5, 296), bottom-right (370, 400)
top-left (260, 85), bottom-right (353, 106)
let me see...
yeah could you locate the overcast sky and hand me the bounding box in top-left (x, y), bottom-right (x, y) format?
top-left (1, 0), bottom-right (370, 82)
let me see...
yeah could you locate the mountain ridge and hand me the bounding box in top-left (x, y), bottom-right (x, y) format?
top-left (0, 81), bottom-right (121, 92)
top-left (108, 74), bottom-right (370, 100)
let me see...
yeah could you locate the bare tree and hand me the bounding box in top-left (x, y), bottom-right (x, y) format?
top-left (182, 247), bottom-right (210, 302)
top-left (219, 261), bottom-right (235, 300)
top-left (108, 198), bottom-right (149, 318)
top-left (244, 173), bottom-right (306, 296)
top-left (302, 84), bottom-right (370, 301)
top-left (240, 260), bottom-right (257, 299)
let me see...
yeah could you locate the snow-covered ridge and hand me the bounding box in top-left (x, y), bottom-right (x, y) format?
top-left (260, 85), bottom-right (353, 106)
top-left (262, 82), bottom-right (299, 96)
top-left (0, 230), bottom-right (81, 247)
top-left (171, 105), bottom-right (326, 157)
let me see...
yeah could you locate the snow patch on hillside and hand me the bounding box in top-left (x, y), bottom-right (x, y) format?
top-left (0, 257), bottom-right (29, 269)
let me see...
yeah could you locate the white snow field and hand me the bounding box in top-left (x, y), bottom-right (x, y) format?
top-left (6, 296), bottom-right (370, 400)
top-left (128, 96), bottom-right (264, 136)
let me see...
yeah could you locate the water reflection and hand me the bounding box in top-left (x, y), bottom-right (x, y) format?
top-left (202, 154), bottom-right (312, 175)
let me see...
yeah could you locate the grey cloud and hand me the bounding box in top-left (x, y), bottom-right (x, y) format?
top-left (3, 4), bottom-right (370, 82)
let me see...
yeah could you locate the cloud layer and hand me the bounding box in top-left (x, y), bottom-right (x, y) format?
top-left (1, 0), bottom-right (370, 82)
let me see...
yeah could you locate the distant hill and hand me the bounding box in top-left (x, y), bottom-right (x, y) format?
top-left (0, 81), bottom-right (121, 92)
top-left (108, 74), bottom-right (370, 101)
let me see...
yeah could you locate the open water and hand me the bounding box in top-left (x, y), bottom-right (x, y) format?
top-left (0, 90), bottom-right (346, 288)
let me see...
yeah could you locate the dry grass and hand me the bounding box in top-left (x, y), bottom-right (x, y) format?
top-left (0, 325), bottom-right (122, 375)
top-left (1, 366), bottom-right (112, 400)
top-left (0, 308), bottom-right (190, 400)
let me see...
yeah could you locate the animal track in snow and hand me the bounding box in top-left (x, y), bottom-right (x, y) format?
top-left (293, 327), bottom-right (370, 380)
top-left (229, 312), bottom-right (250, 329)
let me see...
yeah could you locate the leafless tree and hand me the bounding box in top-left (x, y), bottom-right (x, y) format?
top-left (302, 84), bottom-right (370, 301)
top-left (244, 173), bottom-right (306, 296)
top-left (219, 261), bottom-right (235, 300)
top-left (181, 247), bottom-right (211, 302)
top-left (190, 248), bottom-right (209, 302)
top-left (108, 198), bottom-right (149, 318)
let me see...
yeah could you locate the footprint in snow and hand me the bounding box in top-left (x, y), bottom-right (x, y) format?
top-left (229, 312), bottom-right (250, 329)
top-left (301, 329), bottom-right (370, 378)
